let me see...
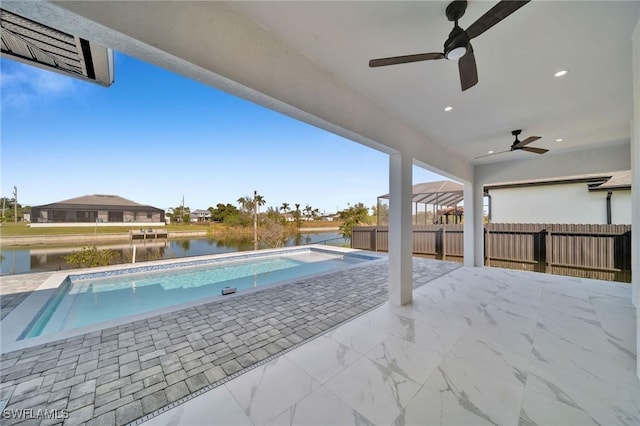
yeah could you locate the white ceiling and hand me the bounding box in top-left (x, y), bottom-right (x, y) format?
top-left (228, 1), bottom-right (639, 164)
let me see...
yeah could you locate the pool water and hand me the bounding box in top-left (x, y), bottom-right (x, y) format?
top-left (23, 250), bottom-right (369, 339)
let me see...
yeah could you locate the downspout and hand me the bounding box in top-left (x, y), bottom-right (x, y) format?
top-left (606, 191), bottom-right (613, 225)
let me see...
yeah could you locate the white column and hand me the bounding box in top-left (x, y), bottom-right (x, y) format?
top-left (633, 122), bottom-right (639, 309)
top-left (463, 181), bottom-right (475, 267)
top-left (474, 177), bottom-right (486, 267)
top-left (388, 152), bottom-right (413, 306)
top-left (631, 17), bottom-right (639, 379)
top-left (632, 18), bottom-right (640, 309)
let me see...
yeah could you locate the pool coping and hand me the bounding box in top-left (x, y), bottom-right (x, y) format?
top-left (0, 246), bottom-right (385, 354)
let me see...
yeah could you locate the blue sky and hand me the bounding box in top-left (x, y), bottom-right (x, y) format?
top-left (1, 53), bottom-right (444, 214)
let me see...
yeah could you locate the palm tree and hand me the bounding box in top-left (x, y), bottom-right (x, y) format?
top-left (293, 204), bottom-right (302, 228)
top-left (304, 204), bottom-right (313, 220)
top-left (237, 196), bottom-right (252, 212)
top-left (255, 194), bottom-right (266, 211)
top-left (253, 192), bottom-right (266, 250)
top-left (280, 202), bottom-right (290, 213)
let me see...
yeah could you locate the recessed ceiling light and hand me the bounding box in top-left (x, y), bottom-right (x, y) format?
top-left (444, 106), bottom-right (453, 112)
top-left (555, 138), bottom-right (563, 142)
top-left (488, 150), bottom-right (494, 154)
top-left (554, 70), bottom-right (568, 77)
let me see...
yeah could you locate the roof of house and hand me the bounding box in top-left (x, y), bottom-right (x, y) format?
top-left (191, 209), bottom-right (211, 215)
top-left (33, 195), bottom-right (164, 212)
top-left (437, 206), bottom-right (464, 215)
top-left (484, 170), bottom-right (631, 191)
top-left (379, 180), bottom-right (463, 207)
top-left (589, 170), bottom-right (632, 191)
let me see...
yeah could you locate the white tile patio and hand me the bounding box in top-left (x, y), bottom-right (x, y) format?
top-left (144, 266), bottom-right (640, 426)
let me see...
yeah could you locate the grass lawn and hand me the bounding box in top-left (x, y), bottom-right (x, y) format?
top-left (0, 222), bottom-right (212, 237)
top-left (0, 221), bottom-right (340, 237)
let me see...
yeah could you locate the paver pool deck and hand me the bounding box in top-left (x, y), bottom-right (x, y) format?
top-left (0, 256), bottom-right (460, 425)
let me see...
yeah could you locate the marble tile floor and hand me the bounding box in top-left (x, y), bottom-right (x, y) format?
top-left (144, 266), bottom-right (640, 426)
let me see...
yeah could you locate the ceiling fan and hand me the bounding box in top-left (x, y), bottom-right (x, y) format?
top-left (368, 0), bottom-right (530, 91)
top-left (475, 130), bottom-right (548, 159)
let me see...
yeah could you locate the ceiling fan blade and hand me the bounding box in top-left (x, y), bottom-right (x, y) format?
top-left (369, 52), bottom-right (444, 67)
top-left (521, 146), bottom-right (549, 154)
top-left (474, 149), bottom-right (510, 159)
top-left (466, 0), bottom-right (530, 40)
top-left (513, 136), bottom-right (541, 149)
top-left (459, 49), bottom-right (478, 91)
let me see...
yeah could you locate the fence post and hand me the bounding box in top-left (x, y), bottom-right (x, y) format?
top-left (485, 224), bottom-right (490, 267)
top-left (545, 228), bottom-right (552, 273)
top-left (442, 224), bottom-right (447, 261)
top-left (538, 229), bottom-right (547, 273)
top-left (374, 227), bottom-right (378, 251)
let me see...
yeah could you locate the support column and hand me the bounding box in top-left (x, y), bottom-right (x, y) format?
top-left (473, 180), bottom-right (485, 267)
top-left (389, 152), bottom-right (413, 306)
top-left (631, 17), bottom-right (639, 379)
top-left (464, 176), bottom-right (485, 267)
top-left (463, 182), bottom-right (475, 267)
top-left (633, 18), bottom-right (640, 309)
top-left (633, 121), bottom-right (638, 308)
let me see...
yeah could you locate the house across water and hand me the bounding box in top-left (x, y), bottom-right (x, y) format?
top-left (30, 194), bottom-right (165, 227)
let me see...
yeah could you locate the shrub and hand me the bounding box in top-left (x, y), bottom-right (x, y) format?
top-left (64, 246), bottom-right (120, 268)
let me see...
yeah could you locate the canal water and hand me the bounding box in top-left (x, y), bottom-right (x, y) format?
top-left (0, 232), bottom-right (347, 275)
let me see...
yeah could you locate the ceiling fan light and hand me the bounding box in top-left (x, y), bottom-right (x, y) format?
top-left (446, 46), bottom-right (467, 60)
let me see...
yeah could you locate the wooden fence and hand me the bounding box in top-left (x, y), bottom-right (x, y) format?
top-left (351, 224), bottom-right (632, 283)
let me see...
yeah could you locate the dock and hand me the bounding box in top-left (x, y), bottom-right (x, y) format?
top-left (130, 228), bottom-right (169, 241)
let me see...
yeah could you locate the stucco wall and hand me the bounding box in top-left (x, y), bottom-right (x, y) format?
top-left (489, 183), bottom-right (631, 224)
top-left (612, 191), bottom-right (632, 224)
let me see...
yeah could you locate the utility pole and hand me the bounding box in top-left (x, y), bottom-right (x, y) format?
top-left (253, 190), bottom-right (258, 250)
top-left (13, 186), bottom-right (18, 223)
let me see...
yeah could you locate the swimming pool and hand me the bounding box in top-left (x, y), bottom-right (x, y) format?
top-left (19, 248), bottom-right (374, 340)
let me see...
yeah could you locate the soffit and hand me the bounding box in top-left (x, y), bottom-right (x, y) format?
top-left (227, 1), bottom-right (640, 164)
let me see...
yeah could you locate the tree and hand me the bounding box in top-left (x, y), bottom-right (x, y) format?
top-left (259, 216), bottom-right (290, 248)
top-left (237, 196), bottom-right (253, 213)
top-left (338, 203), bottom-right (371, 240)
top-left (280, 202), bottom-right (290, 213)
top-left (304, 204), bottom-right (313, 221)
top-left (167, 207), bottom-right (178, 223)
top-left (0, 196), bottom-right (22, 222)
top-left (293, 203), bottom-right (302, 228)
top-left (253, 192), bottom-right (266, 249)
top-left (372, 203), bottom-right (389, 225)
top-left (265, 206), bottom-right (283, 221)
top-left (209, 203), bottom-right (240, 223)
top-left (167, 206), bottom-right (190, 224)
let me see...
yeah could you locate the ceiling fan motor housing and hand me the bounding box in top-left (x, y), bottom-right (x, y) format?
top-left (446, 0), bottom-right (468, 22)
top-left (444, 27), bottom-right (470, 59)
top-left (444, 1), bottom-right (470, 60)
top-left (511, 130), bottom-right (522, 149)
